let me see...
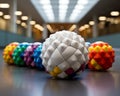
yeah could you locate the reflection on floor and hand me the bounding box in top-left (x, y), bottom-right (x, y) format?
top-left (0, 49), bottom-right (120, 96)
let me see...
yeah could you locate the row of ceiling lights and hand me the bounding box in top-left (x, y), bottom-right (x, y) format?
top-left (79, 11), bottom-right (120, 31)
top-left (0, 2), bottom-right (79, 32)
top-left (0, 2), bottom-right (78, 33)
top-left (98, 11), bottom-right (119, 21)
top-left (31, 0), bottom-right (99, 22)
top-left (0, 3), bottom-right (44, 31)
top-left (0, 2), bottom-right (119, 33)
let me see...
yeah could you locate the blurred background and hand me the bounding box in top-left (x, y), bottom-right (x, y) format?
top-left (0, 0), bottom-right (120, 47)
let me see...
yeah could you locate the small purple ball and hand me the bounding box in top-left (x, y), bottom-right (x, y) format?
top-left (24, 42), bottom-right (41, 67)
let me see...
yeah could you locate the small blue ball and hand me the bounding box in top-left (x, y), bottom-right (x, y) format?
top-left (32, 44), bottom-right (44, 70)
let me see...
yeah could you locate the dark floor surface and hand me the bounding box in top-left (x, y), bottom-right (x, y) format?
top-left (0, 49), bottom-right (120, 96)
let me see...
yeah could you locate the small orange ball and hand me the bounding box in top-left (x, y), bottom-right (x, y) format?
top-left (88, 41), bottom-right (115, 71)
top-left (3, 42), bottom-right (19, 65)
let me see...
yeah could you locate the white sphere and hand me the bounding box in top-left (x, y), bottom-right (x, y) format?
top-left (41, 30), bottom-right (88, 78)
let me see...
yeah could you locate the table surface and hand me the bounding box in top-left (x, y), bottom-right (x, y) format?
top-left (0, 49), bottom-right (120, 96)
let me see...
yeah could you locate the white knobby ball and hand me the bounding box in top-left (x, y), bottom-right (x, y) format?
top-left (41, 30), bottom-right (88, 78)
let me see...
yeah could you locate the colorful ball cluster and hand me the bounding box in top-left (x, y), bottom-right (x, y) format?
top-left (3, 42), bottom-right (19, 65)
top-left (41, 30), bottom-right (89, 78)
top-left (3, 42), bottom-right (44, 70)
top-left (88, 41), bottom-right (115, 71)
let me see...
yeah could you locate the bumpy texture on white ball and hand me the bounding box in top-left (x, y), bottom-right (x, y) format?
top-left (41, 31), bottom-right (88, 78)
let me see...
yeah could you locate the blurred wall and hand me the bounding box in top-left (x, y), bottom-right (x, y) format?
top-left (87, 33), bottom-right (120, 48)
top-left (0, 30), bottom-right (34, 47)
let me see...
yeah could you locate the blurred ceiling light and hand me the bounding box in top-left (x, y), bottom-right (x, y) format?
top-left (59, 0), bottom-right (69, 5)
top-left (21, 22), bottom-right (27, 27)
top-left (31, 0), bottom-right (99, 22)
top-left (74, 4), bottom-right (84, 10)
top-left (15, 11), bottom-right (22, 16)
top-left (99, 16), bottom-right (106, 21)
top-left (114, 19), bottom-right (119, 24)
top-left (106, 18), bottom-right (111, 22)
top-left (4, 15), bottom-right (11, 19)
top-left (77, 0), bottom-right (88, 5)
top-left (59, 0), bottom-right (69, 21)
top-left (21, 16), bottom-right (28, 20)
top-left (34, 24), bottom-right (44, 31)
top-left (59, 6), bottom-right (68, 21)
top-left (0, 3), bottom-right (10, 8)
top-left (110, 11), bottom-right (119, 16)
top-left (89, 21), bottom-right (95, 25)
top-left (43, 4), bottom-right (52, 10)
top-left (69, 24), bottom-right (77, 31)
top-left (0, 11), bottom-right (3, 16)
top-left (39, 0), bottom-right (50, 4)
top-left (47, 24), bottom-right (54, 33)
top-left (30, 20), bottom-right (36, 25)
top-left (79, 26), bottom-right (85, 31)
top-left (69, 0), bottom-right (98, 22)
top-left (16, 20), bottom-right (21, 24)
top-left (39, 0), bottom-right (54, 22)
top-left (84, 24), bottom-right (90, 28)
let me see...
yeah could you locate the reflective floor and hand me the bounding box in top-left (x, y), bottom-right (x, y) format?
top-left (0, 49), bottom-right (120, 96)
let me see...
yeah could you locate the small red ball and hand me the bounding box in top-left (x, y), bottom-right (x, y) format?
top-left (88, 41), bottom-right (115, 71)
